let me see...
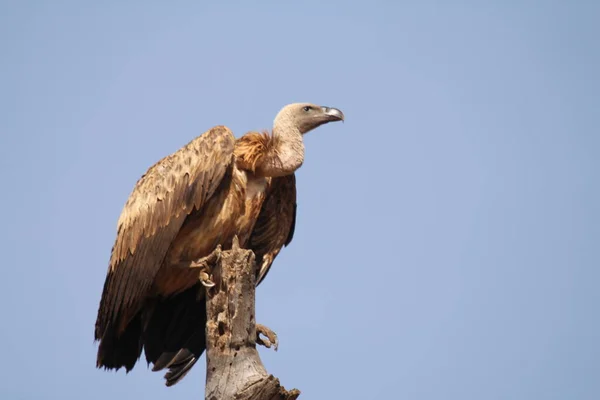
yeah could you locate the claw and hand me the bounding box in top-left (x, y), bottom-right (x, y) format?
top-left (190, 246), bottom-right (222, 288)
top-left (199, 271), bottom-right (215, 288)
top-left (256, 323), bottom-right (279, 351)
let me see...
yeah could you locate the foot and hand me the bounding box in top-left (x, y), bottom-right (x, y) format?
top-left (190, 245), bottom-right (222, 288)
top-left (256, 323), bottom-right (278, 351)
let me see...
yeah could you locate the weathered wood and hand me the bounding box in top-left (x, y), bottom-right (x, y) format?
top-left (205, 236), bottom-right (300, 400)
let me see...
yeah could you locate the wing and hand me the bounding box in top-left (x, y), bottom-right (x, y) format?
top-left (95, 126), bottom-right (235, 340)
top-left (248, 173), bottom-right (297, 286)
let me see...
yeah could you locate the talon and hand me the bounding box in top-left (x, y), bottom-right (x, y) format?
top-left (191, 246), bottom-right (222, 288)
top-left (257, 337), bottom-right (272, 348)
top-left (199, 271), bottom-right (215, 288)
top-left (256, 323), bottom-right (279, 351)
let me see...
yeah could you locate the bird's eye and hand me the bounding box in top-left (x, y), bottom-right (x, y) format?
top-left (303, 106), bottom-right (311, 112)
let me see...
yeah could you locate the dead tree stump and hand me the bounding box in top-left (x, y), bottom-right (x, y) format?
top-left (204, 236), bottom-right (300, 400)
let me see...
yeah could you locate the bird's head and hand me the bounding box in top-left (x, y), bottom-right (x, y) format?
top-left (274, 103), bottom-right (345, 135)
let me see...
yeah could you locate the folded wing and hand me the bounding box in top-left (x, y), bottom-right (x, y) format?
top-left (249, 174), bottom-right (297, 286)
top-left (95, 126), bottom-right (235, 364)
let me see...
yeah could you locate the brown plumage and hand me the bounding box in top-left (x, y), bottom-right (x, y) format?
top-left (251, 174), bottom-right (297, 285)
top-left (94, 103), bottom-right (344, 386)
top-left (234, 130), bottom-right (273, 172)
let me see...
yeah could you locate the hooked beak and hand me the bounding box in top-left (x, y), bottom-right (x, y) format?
top-left (321, 106), bottom-right (345, 122)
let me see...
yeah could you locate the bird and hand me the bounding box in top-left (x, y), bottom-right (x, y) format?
top-left (94, 102), bottom-right (344, 386)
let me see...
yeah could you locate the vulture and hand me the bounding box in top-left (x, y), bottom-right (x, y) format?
top-left (94, 102), bottom-right (344, 386)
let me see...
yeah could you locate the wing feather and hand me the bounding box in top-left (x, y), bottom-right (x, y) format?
top-left (95, 126), bottom-right (235, 340)
top-left (248, 174), bottom-right (297, 286)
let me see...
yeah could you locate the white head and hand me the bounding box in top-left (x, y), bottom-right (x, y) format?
top-left (273, 103), bottom-right (345, 135)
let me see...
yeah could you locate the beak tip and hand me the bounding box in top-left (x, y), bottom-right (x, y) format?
top-left (322, 106), bottom-right (345, 122)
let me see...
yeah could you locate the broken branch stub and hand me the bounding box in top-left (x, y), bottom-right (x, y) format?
top-left (204, 236), bottom-right (300, 400)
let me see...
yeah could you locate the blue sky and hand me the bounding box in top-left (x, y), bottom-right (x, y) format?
top-left (1, 1), bottom-right (599, 399)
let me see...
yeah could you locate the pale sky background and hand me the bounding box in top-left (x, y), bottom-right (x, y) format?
top-left (1, 1), bottom-right (599, 399)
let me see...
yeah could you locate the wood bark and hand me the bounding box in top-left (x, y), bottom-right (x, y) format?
top-left (204, 236), bottom-right (300, 400)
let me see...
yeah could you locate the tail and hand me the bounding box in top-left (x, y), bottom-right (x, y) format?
top-left (143, 285), bottom-right (207, 386)
top-left (95, 313), bottom-right (144, 372)
top-left (95, 284), bottom-right (207, 387)
top-left (95, 272), bottom-right (145, 372)
top-left (151, 329), bottom-right (205, 386)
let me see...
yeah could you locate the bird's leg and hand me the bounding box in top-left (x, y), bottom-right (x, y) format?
top-left (190, 245), bottom-right (222, 288)
top-left (256, 323), bottom-right (278, 351)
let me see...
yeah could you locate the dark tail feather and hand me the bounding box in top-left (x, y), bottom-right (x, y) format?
top-left (143, 285), bottom-right (207, 386)
top-left (163, 325), bottom-right (206, 386)
top-left (164, 348), bottom-right (199, 386)
top-left (96, 313), bottom-right (143, 372)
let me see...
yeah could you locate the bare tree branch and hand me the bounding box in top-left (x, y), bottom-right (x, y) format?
top-left (205, 236), bottom-right (300, 400)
